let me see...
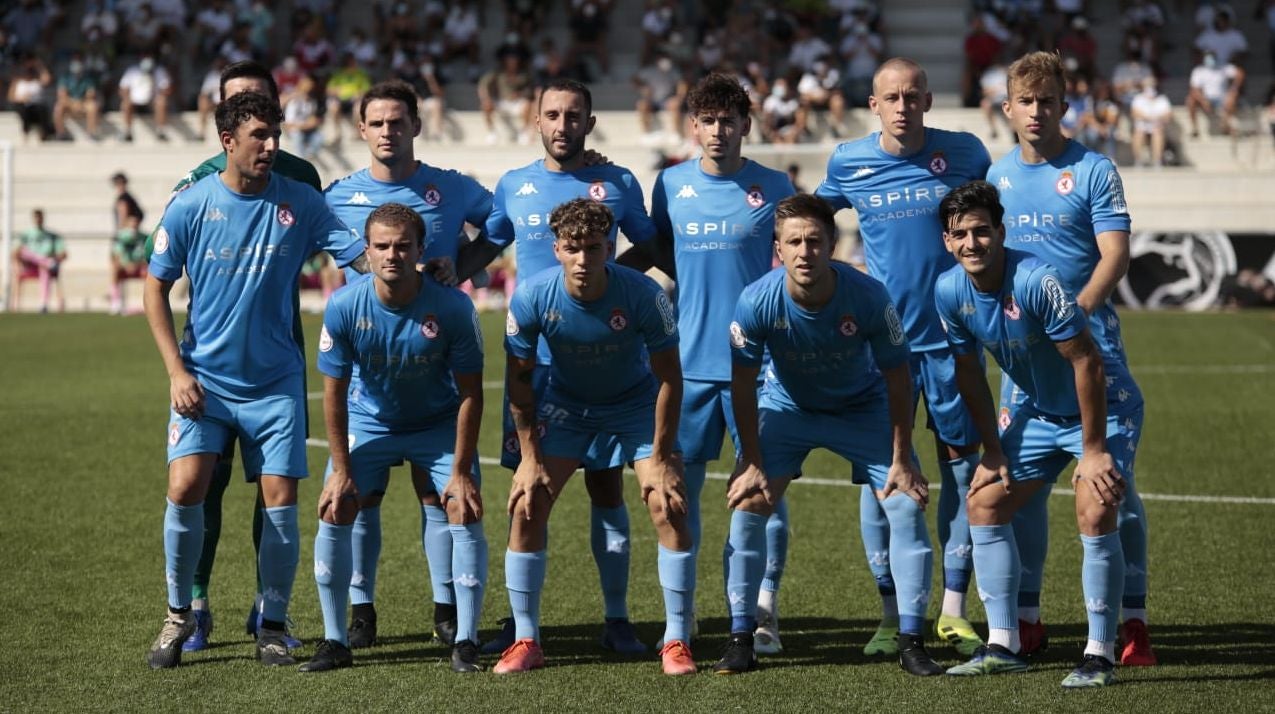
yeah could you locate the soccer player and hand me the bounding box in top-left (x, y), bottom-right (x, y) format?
top-left (477, 78), bottom-right (661, 656)
top-left (815, 57), bottom-right (991, 657)
top-left (715, 194), bottom-right (941, 676)
top-left (649, 73), bottom-right (795, 653)
top-left (989, 51), bottom-right (1153, 665)
top-left (302, 203), bottom-right (487, 673)
top-left (495, 198), bottom-right (696, 676)
top-left (935, 179), bottom-right (1131, 688)
top-left (147, 60), bottom-right (324, 654)
top-left (143, 91), bottom-right (365, 669)
top-left (323, 79), bottom-right (493, 650)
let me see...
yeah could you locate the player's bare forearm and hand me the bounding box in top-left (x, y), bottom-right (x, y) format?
top-left (455, 233), bottom-right (505, 284)
top-left (142, 275), bottom-right (185, 378)
top-left (1077, 230), bottom-right (1129, 315)
top-left (648, 348), bottom-right (683, 461)
top-left (882, 363), bottom-right (915, 464)
top-left (506, 356), bottom-right (542, 461)
top-left (731, 363), bottom-right (764, 466)
top-left (323, 375), bottom-right (353, 475)
top-left (1058, 332), bottom-right (1108, 454)
top-left (953, 351), bottom-right (1005, 457)
top-left (451, 371), bottom-right (484, 477)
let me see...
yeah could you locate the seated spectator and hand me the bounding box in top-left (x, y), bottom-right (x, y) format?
top-left (1062, 74), bottom-right (1092, 139)
top-left (478, 48), bottom-right (535, 144)
top-left (123, 2), bottom-right (165, 56)
top-left (640, 0), bottom-right (676, 68)
top-left (118, 53), bottom-right (172, 142)
top-left (1082, 79), bottom-right (1121, 159)
top-left (110, 213), bottom-right (148, 315)
top-left (344, 27), bottom-right (378, 70)
top-left (3, 0), bottom-right (52, 58)
top-left (697, 28), bottom-right (726, 76)
top-left (1123, 0), bottom-right (1166, 73)
top-left (53, 53), bottom-right (101, 141)
top-left (393, 53), bottom-right (446, 141)
top-left (8, 54), bottom-right (53, 143)
top-left (533, 38), bottom-right (575, 88)
top-left (443, 0), bottom-right (482, 80)
top-left (979, 61), bottom-right (1009, 140)
top-left (218, 22), bottom-right (257, 65)
top-left (962, 13), bottom-right (1002, 108)
top-left (292, 19), bottom-right (335, 75)
top-left (762, 72), bottom-right (804, 144)
top-left (797, 57), bottom-right (847, 138)
top-left (195, 59), bottom-right (227, 140)
top-left (284, 73), bottom-right (323, 160)
top-left (241, 0), bottom-right (275, 59)
top-left (1195, 6), bottom-right (1247, 67)
top-left (1187, 51), bottom-right (1244, 137)
top-left (739, 61), bottom-right (770, 129)
top-left (567, 0), bottom-right (613, 81)
top-left (1057, 15), bottom-right (1097, 81)
top-left (325, 52), bottom-right (372, 146)
top-left (194, 0), bottom-right (235, 63)
top-left (841, 19), bottom-right (883, 108)
top-left (1130, 77), bottom-right (1171, 167)
top-left (788, 23), bottom-right (832, 74)
top-left (384, 1), bottom-right (422, 48)
top-left (79, 1), bottom-right (119, 46)
top-left (10, 209), bottom-right (66, 313)
top-left (633, 52), bottom-right (688, 141)
top-left (1111, 45), bottom-right (1153, 111)
top-left (273, 55), bottom-right (304, 102)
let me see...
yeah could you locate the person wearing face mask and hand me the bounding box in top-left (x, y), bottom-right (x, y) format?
top-left (761, 72), bottom-right (803, 144)
top-left (118, 53), bottom-right (172, 142)
top-left (56, 52), bottom-right (102, 141)
top-left (634, 52), bottom-right (688, 142)
top-left (1130, 77), bottom-right (1171, 167)
top-left (1187, 50), bottom-right (1244, 138)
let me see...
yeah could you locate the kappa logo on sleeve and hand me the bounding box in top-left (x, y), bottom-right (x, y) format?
top-left (884, 303), bottom-right (906, 346)
top-left (654, 291), bottom-right (677, 335)
top-left (1040, 274), bottom-right (1074, 320)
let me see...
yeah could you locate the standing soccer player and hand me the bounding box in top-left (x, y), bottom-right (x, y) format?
top-left (478, 78), bottom-right (661, 656)
top-left (323, 79), bottom-right (493, 650)
top-left (649, 73), bottom-right (795, 653)
top-left (714, 194), bottom-right (942, 677)
top-left (143, 91), bottom-right (365, 669)
top-left (989, 51), bottom-right (1153, 665)
top-left (495, 198), bottom-right (696, 676)
top-left (302, 203), bottom-right (487, 674)
top-left (815, 57), bottom-right (990, 657)
top-left (936, 180), bottom-right (1131, 688)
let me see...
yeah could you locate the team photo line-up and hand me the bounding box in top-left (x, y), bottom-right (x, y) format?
top-left (141, 49), bottom-right (1151, 688)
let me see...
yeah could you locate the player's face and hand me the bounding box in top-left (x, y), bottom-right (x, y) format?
top-left (222, 76), bottom-right (271, 101)
top-left (366, 221), bottom-right (422, 286)
top-left (869, 66), bottom-right (931, 140)
top-left (943, 208), bottom-right (1005, 277)
top-left (223, 116), bottom-right (280, 181)
top-left (554, 233), bottom-right (610, 294)
top-left (360, 98), bottom-right (420, 166)
top-left (538, 88), bottom-right (594, 165)
top-left (775, 216), bottom-right (832, 289)
top-left (691, 109), bottom-right (749, 162)
top-left (1003, 80), bottom-right (1067, 144)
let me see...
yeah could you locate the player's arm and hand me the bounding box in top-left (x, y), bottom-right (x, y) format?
top-left (1056, 331), bottom-right (1124, 505)
top-left (505, 353), bottom-right (551, 520)
top-left (952, 351), bottom-right (1012, 496)
top-left (880, 362), bottom-right (928, 507)
top-left (143, 275), bottom-right (204, 419)
top-left (1076, 230), bottom-right (1130, 316)
top-left (726, 361), bottom-right (771, 508)
top-left (643, 346), bottom-right (687, 515)
top-left (455, 230), bottom-right (506, 284)
top-left (444, 371), bottom-right (484, 522)
top-left (319, 374), bottom-right (358, 522)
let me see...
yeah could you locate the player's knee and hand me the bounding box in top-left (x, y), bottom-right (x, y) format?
top-left (965, 490), bottom-right (1008, 526)
top-left (1076, 497), bottom-right (1118, 537)
top-left (323, 498), bottom-right (359, 526)
top-left (734, 491), bottom-right (774, 517)
top-left (445, 495), bottom-right (480, 525)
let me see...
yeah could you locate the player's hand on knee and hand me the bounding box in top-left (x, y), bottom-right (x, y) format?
top-left (318, 470), bottom-right (359, 524)
top-left (1074, 450), bottom-right (1124, 506)
top-left (444, 472), bottom-right (483, 523)
top-left (422, 256), bottom-right (457, 286)
top-left (726, 463), bottom-right (769, 510)
top-left (508, 460), bottom-right (552, 521)
top-left (883, 458), bottom-right (929, 508)
top-left (642, 458), bottom-right (687, 516)
top-left (169, 369), bottom-right (205, 419)
top-left (969, 449), bottom-right (1012, 499)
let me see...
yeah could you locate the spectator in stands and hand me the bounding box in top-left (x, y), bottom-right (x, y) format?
top-left (1187, 50), bottom-right (1244, 137)
top-left (2, 0), bottom-right (52, 58)
top-left (1123, 0), bottom-right (1166, 74)
top-left (567, 0), bottom-right (613, 81)
top-left (218, 22), bottom-right (256, 64)
top-left (1130, 77), bottom-right (1171, 167)
top-left (443, 0), bottom-right (482, 81)
top-left (478, 47), bottom-right (535, 144)
top-left (326, 52), bottom-right (372, 146)
top-left (344, 27), bottom-right (378, 70)
top-left (505, 0), bottom-right (544, 36)
top-left (118, 53), bottom-right (172, 142)
top-left (1195, 6), bottom-right (1247, 66)
top-left (292, 18), bottom-right (335, 75)
top-left (1058, 15), bottom-right (1097, 81)
top-left (1062, 74), bottom-right (1091, 139)
top-left (724, 9), bottom-right (771, 71)
top-left (1083, 79), bottom-right (1121, 159)
top-left (10, 208), bottom-right (66, 313)
top-left (697, 28), bottom-right (726, 77)
top-left (8, 54), bottom-right (53, 143)
top-left (109, 171), bottom-right (145, 314)
top-left (533, 38), bottom-right (574, 89)
top-left (241, 0), bottom-right (275, 60)
top-left (273, 55), bottom-right (304, 101)
top-left (80, 1), bottom-right (119, 47)
top-left (962, 13), bottom-right (1002, 108)
top-left (740, 61), bottom-right (770, 125)
top-left (195, 0), bottom-right (235, 64)
top-left (53, 53), bottom-right (101, 141)
top-left (384, 1), bottom-right (422, 48)
top-left (841, 18), bottom-right (884, 108)
top-left (1112, 44), bottom-right (1154, 112)
top-left (196, 58), bottom-right (228, 141)
top-left (979, 60), bottom-right (1009, 140)
top-left (393, 51), bottom-right (446, 141)
top-left (759, 1), bottom-right (797, 66)
top-left (788, 22), bottom-right (832, 75)
top-left (798, 57), bottom-right (848, 138)
top-left (761, 71), bottom-right (803, 144)
top-left (124, 3), bottom-right (165, 57)
top-left (641, 0), bottom-right (677, 69)
top-left (833, 0), bottom-right (881, 33)
top-left (633, 51), bottom-right (687, 142)
top-left (284, 73), bottom-right (324, 161)
top-left (1055, 0), bottom-right (1087, 26)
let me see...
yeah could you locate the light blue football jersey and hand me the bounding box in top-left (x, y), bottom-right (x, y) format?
top-left (324, 162), bottom-right (493, 262)
top-left (816, 128), bottom-right (991, 352)
top-left (317, 273), bottom-right (484, 434)
top-left (150, 173), bottom-right (363, 399)
top-left (651, 158), bottom-right (795, 381)
top-left (731, 263), bottom-right (910, 413)
top-left (504, 264), bottom-right (678, 408)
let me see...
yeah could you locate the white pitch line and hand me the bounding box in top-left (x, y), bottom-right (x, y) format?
top-left (302, 438), bottom-right (1275, 506)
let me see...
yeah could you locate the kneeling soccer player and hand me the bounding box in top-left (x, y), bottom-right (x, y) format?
top-left (935, 180), bottom-right (1131, 688)
top-left (302, 203), bottom-right (488, 673)
top-left (496, 197), bottom-right (697, 676)
top-left (714, 193), bottom-right (942, 677)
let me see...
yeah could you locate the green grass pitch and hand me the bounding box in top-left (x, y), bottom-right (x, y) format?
top-left (1, 310), bottom-right (1273, 712)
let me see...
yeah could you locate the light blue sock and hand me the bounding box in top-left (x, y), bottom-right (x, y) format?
top-left (657, 545), bottom-right (696, 644)
top-left (762, 497), bottom-right (789, 594)
top-left (164, 499), bottom-right (204, 610)
top-left (450, 523), bottom-right (488, 644)
top-left (314, 521), bottom-right (353, 644)
top-left (258, 505), bottom-right (299, 623)
top-left (723, 510), bottom-right (767, 633)
top-left (505, 549), bottom-right (546, 642)
top-left (859, 486), bottom-right (895, 616)
top-left (1118, 479), bottom-right (1149, 609)
top-left (1081, 531), bottom-right (1125, 645)
top-left (939, 454), bottom-right (977, 593)
top-left (423, 505), bottom-right (455, 606)
top-left (881, 495), bottom-right (933, 636)
top-left (590, 504), bottom-right (630, 620)
top-left (1012, 484), bottom-right (1051, 607)
top-left (682, 461), bottom-right (707, 552)
top-left (350, 506), bottom-right (380, 606)
top-left (971, 524), bottom-right (1019, 632)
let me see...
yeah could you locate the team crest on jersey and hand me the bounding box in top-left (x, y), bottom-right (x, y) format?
top-left (729, 321), bottom-right (747, 349)
top-left (154, 226), bottom-right (170, 255)
top-left (1055, 171), bottom-right (1075, 196)
top-left (277, 204), bottom-right (295, 226)
top-left (589, 181), bottom-right (607, 201)
top-left (423, 184), bottom-right (442, 206)
top-left (928, 152), bottom-right (948, 175)
top-left (168, 423), bottom-right (180, 446)
top-left (746, 185), bottom-right (765, 208)
top-left (998, 407), bottom-right (1012, 431)
top-left (504, 310), bottom-right (519, 336)
top-left (609, 308), bottom-right (628, 331)
top-left (319, 325), bottom-right (333, 351)
top-left (1003, 295), bottom-right (1021, 320)
top-left (421, 314), bottom-right (440, 339)
top-left (839, 314), bottom-right (858, 336)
